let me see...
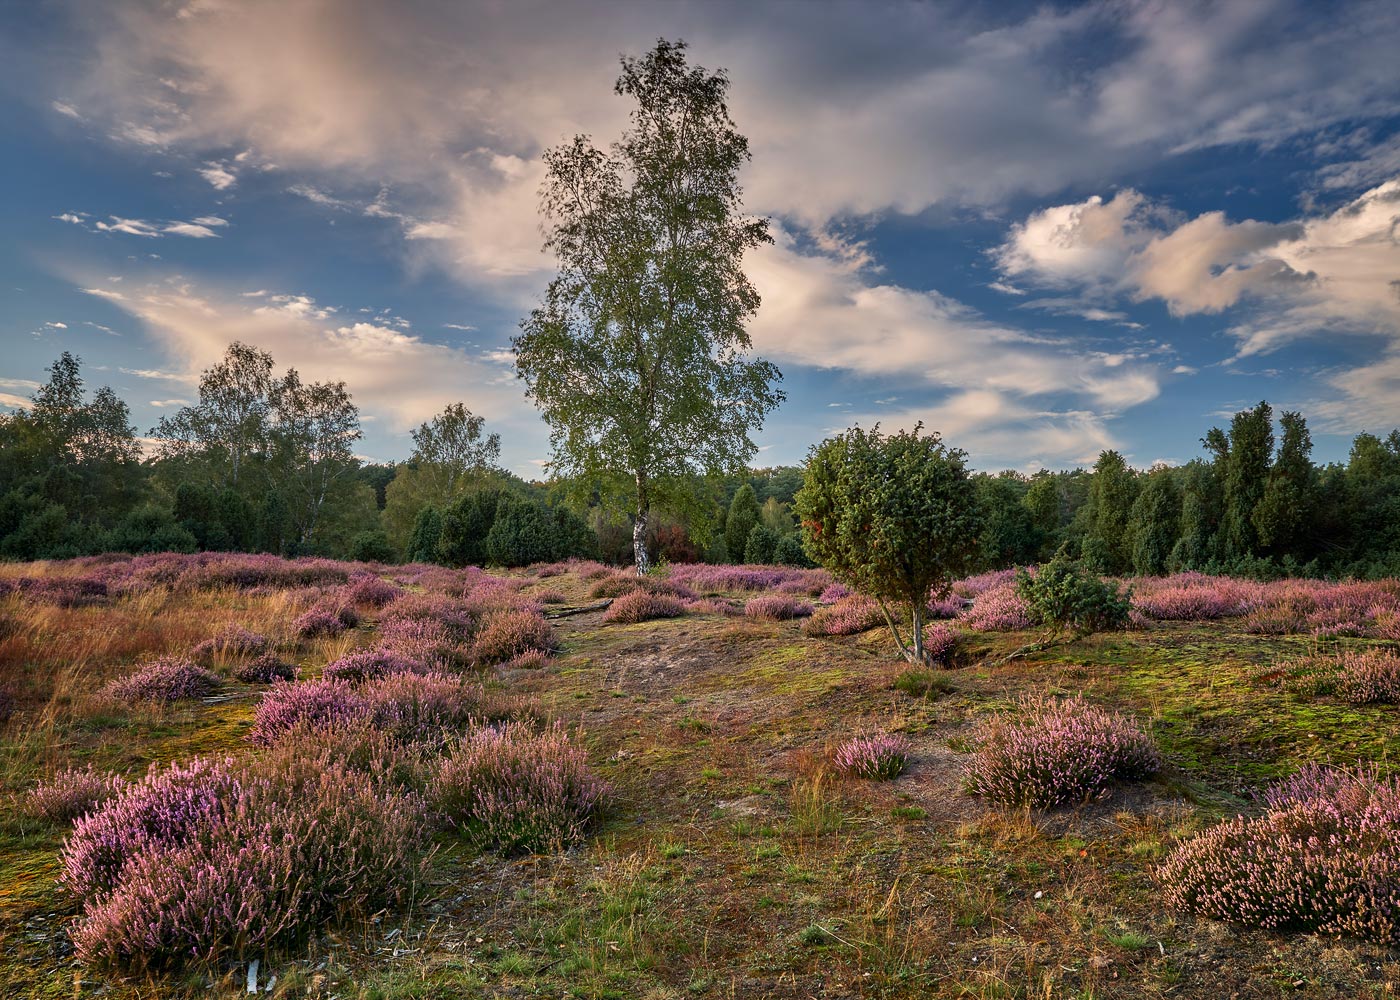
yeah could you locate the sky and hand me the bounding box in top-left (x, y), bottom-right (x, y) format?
top-left (3, 0), bottom-right (1400, 478)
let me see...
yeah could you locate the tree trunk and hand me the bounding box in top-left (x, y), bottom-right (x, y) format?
top-left (633, 473), bottom-right (650, 576)
top-left (911, 599), bottom-right (926, 664)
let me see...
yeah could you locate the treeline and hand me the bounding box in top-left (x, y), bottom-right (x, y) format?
top-left (2, 347), bottom-right (1398, 578)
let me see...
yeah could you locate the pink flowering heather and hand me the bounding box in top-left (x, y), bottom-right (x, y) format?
top-left (376, 617), bottom-right (470, 672)
top-left (293, 606), bottom-right (348, 639)
top-left (380, 592), bottom-right (475, 640)
top-left (361, 671), bottom-right (502, 744)
top-left (603, 589), bottom-right (687, 624)
top-left (60, 757), bottom-right (242, 901)
top-left (24, 767), bottom-right (129, 824)
top-left (1158, 765), bottom-right (1400, 944)
top-left (338, 573), bottom-right (404, 609)
top-left (1287, 649), bottom-right (1400, 704)
top-left (803, 595), bottom-right (885, 637)
top-left (503, 649), bottom-right (551, 670)
top-left (683, 597), bottom-right (743, 616)
top-left (69, 746), bottom-right (431, 967)
top-left (951, 569), bottom-right (1018, 599)
top-left (959, 583), bottom-right (1032, 632)
top-left (588, 572), bottom-right (696, 601)
top-left (104, 657), bottom-right (221, 703)
top-left (965, 695), bottom-right (1161, 809)
top-left (833, 733), bottom-right (911, 780)
top-left (247, 679), bottom-right (371, 746)
top-left (231, 653), bottom-right (297, 684)
top-left (432, 721), bottom-right (608, 853)
top-left (1134, 581), bottom-right (1250, 621)
top-left (190, 624), bottom-right (268, 663)
top-left (13, 574), bottom-right (109, 608)
top-left (322, 649), bottom-right (428, 684)
top-left (926, 591), bottom-right (966, 619)
top-left (744, 595), bottom-right (815, 621)
top-left (470, 609), bottom-right (555, 666)
top-left (666, 564), bottom-right (791, 593)
top-left (818, 582), bottom-right (852, 603)
top-left (534, 588), bottom-right (568, 605)
top-left (922, 623), bottom-right (959, 663)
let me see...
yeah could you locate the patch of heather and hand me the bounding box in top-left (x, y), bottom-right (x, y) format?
top-left (470, 609), bottom-right (555, 666)
top-left (802, 595), bottom-right (884, 637)
top-left (376, 618), bottom-right (470, 672)
top-left (965, 695), bottom-right (1161, 808)
top-left (534, 588), bottom-right (568, 604)
top-left (588, 572), bottom-right (696, 601)
top-left (104, 657), bottom-right (221, 703)
top-left (232, 653), bottom-right (297, 684)
top-left (432, 721), bottom-right (608, 853)
top-left (744, 595), bottom-right (814, 621)
top-left (25, 767), bottom-right (129, 825)
top-left (603, 590), bottom-right (687, 624)
top-left (817, 582), bottom-right (852, 603)
top-left (833, 733), bottom-right (911, 780)
top-left (959, 583), bottom-right (1032, 631)
top-left (461, 579), bottom-right (544, 619)
top-left (60, 757), bottom-right (242, 901)
top-left (951, 569), bottom-right (1018, 599)
top-left (322, 649), bottom-right (428, 684)
top-left (190, 624), bottom-right (268, 663)
top-left (923, 623), bottom-right (959, 663)
top-left (292, 606), bottom-right (348, 640)
top-left (683, 597), bottom-right (743, 616)
top-left (1283, 649), bottom-right (1400, 704)
top-left (533, 558), bottom-right (611, 579)
top-left (1158, 765), bottom-right (1400, 944)
top-left (13, 574), bottom-right (110, 608)
top-left (666, 564), bottom-right (792, 593)
top-left (362, 671), bottom-right (499, 743)
top-left (1132, 574), bottom-right (1262, 620)
top-left (247, 679), bottom-right (371, 746)
top-left (69, 746), bottom-right (430, 967)
top-left (380, 592), bottom-right (475, 640)
top-left (926, 591), bottom-right (965, 619)
top-left (338, 573), bottom-right (404, 609)
top-left (503, 649), bottom-right (551, 670)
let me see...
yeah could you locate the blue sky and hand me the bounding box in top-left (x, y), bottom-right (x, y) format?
top-left (3, 0), bottom-right (1400, 478)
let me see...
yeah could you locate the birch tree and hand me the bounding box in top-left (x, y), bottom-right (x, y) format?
top-left (514, 38), bottom-right (783, 574)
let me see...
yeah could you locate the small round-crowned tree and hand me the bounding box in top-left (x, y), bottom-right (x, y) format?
top-left (795, 424), bottom-right (983, 664)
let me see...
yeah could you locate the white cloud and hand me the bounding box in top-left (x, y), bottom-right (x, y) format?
top-left (0, 393), bottom-right (32, 410)
top-left (54, 212), bottom-right (88, 224)
top-left (52, 100), bottom-right (83, 120)
top-left (95, 216), bottom-right (163, 237)
top-left (68, 213), bottom-right (229, 239)
top-left (198, 161), bottom-right (237, 189)
top-left (161, 221), bottom-right (223, 238)
top-left (0, 378), bottom-right (42, 391)
top-left (149, 398), bottom-right (192, 407)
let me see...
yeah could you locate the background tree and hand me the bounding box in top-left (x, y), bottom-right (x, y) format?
top-left (1210, 400), bottom-right (1273, 560)
top-left (266, 370), bottom-right (363, 551)
top-left (1081, 450), bottom-right (1138, 574)
top-left (382, 405), bottom-right (502, 552)
top-left (724, 484), bottom-right (761, 562)
top-left (151, 342), bottom-right (273, 489)
top-left (514, 38), bottom-right (783, 575)
top-left (1128, 467), bottom-right (1181, 575)
top-left (796, 425), bottom-right (983, 665)
top-left (1253, 410), bottom-right (1315, 555)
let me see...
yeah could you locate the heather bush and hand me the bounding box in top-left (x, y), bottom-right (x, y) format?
top-left (14, 574), bottom-right (109, 607)
top-left (362, 671), bottom-right (501, 744)
top-left (535, 588), bottom-right (568, 604)
top-left (803, 595), bottom-right (884, 636)
top-left (377, 617), bottom-right (470, 671)
top-left (69, 747), bottom-right (431, 967)
top-left (433, 721), bottom-right (608, 853)
top-left (248, 679), bottom-right (370, 746)
top-left (104, 658), bottom-right (221, 703)
top-left (293, 607), bottom-right (348, 639)
top-left (833, 733), bottom-right (911, 780)
top-left (61, 757), bottom-right (242, 901)
top-left (380, 592), bottom-right (475, 640)
top-left (504, 649), bottom-right (551, 670)
top-left (965, 695), bottom-right (1161, 808)
top-left (922, 622), bottom-right (959, 663)
top-left (603, 589), bottom-right (687, 624)
top-left (25, 767), bottom-right (128, 824)
top-left (190, 624), bottom-right (268, 663)
top-left (322, 649), bottom-right (427, 684)
top-left (232, 653), bottom-right (297, 684)
top-left (1158, 765), bottom-right (1400, 944)
top-left (338, 573), bottom-right (404, 609)
top-left (959, 583), bottom-right (1032, 632)
top-left (666, 564), bottom-right (790, 593)
top-left (1283, 649), bottom-right (1400, 704)
top-left (817, 582), bottom-right (852, 603)
top-left (589, 572), bottom-right (696, 601)
top-left (470, 609), bottom-right (554, 666)
top-left (744, 595), bottom-right (814, 621)
top-left (683, 597), bottom-right (742, 616)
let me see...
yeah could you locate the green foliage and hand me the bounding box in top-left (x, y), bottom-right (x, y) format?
top-left (106, 505), bottom-right (197, 554)
top-left (773, 533), bottom-right (811, 567)
top-left (405, 506), bottom-right (442, 564)
top-left (1015, 553), bottom-right (1131, 645)
top-left (1129, 469), bottom-right (1181, 575)
top-left (485, 495), bottom-right (594, 568)
top-left (725, 485), bottom-right (762, 562)
top-left (975, 473), bottom-right (1044, 570)
top-left (1253, 410), bottom-right (1315, 552)
top-left (1083, 450), bottom-right (1138, 574)
top-left (1210, 400), bottom-right (1273, 559)
top-left (796, 424), bottom-right (982, 663)
top-left (743, 523), bottom-right (779, 564)
top-left (514, 39), bottom-right (782, 573)
top-left (348, 529), bottom-right (396, 563)
top-left (437, 488), bottom-right (506, 567)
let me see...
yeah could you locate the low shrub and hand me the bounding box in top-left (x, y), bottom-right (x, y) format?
top-left (1158, 765), bottom-right (1400, 944)
top-left (67, 746), bottom-right (430, 967)
top-left (1282, 649), bottom-right (1400, 704)
top-left (380, 592), bottom-right (475, 640)
top-left (958, 583), bottom-right (1032, 632)
top-left (504, 649), bottom-right (551, 670)
top-left (833, 733), bottom-right (911, 780)
top-left (339, 574), bottom-right (404, 609)
top-left (922, 623), bottom-right (959, 663)
top-left (232, 653), bottom-right (297, 684)
top-left (432, 721), bottom-right (608, 853)
top-left (964, 695), bottom-right (1160, 808)
top-left (470, 609), bottom-right (554, 666)
top-left (293, 607), bottom-right (348, 640)
top-left (190, 624), bottom-right (268, 663)
top-left (603, 589), bottom-right (687, 624)
top-left (744, 595), bottom-right (814, 621)
top-left (534, 588), bottom-right (568, 604)
top-left (588, 573), bottom-right (695, 601)
top-left (892, 668), bottom-right (955, 699)
top-left (362, 671), bottom-right (501, 744)
top-left (24, 767), bottom-right (128, 824)
top-left (377, 618), bottom-right (470, 671)
top-left (802, 595), bottom-right (884, 637)
top-left (322, 649), bottom-right (427, 684)
top-left (247, 679), bottom-right (370, 746)
top-left (60, 757), bottom-right (242, 901)
top-left (1015, 555), bottom-right (1131, 643)
top-left (104, 658), bottom-right (221, 703)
